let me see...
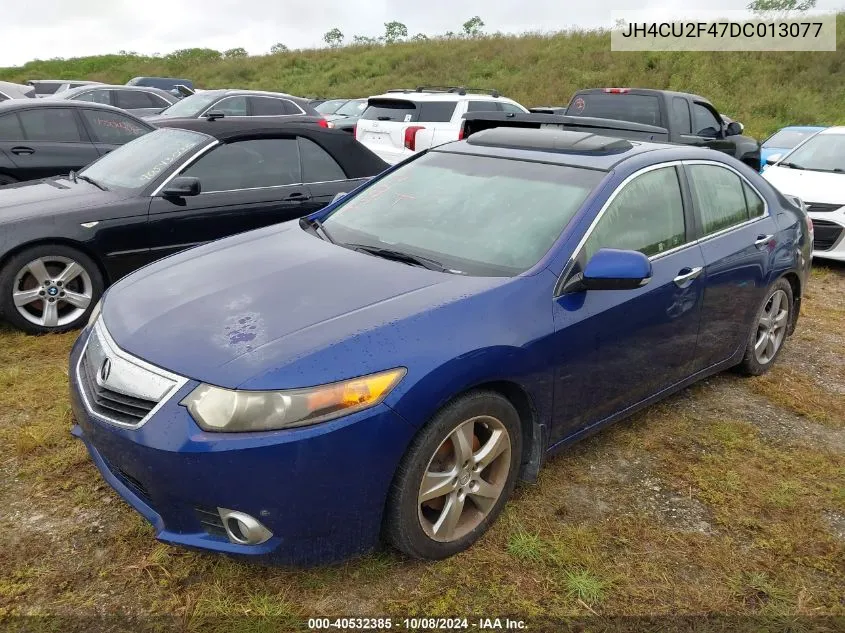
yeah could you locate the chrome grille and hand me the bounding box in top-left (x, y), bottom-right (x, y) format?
top-left (76, 318), bottom-right (187, 429)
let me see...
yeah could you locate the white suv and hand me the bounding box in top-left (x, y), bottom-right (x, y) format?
top-left (354, 87), bottom-right (529, 164)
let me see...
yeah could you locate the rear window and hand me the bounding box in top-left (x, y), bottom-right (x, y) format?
top-left (31, 83), bottom-right (61, 96)
top-left (566, 93), bottom-right (662, 127)
top-left (361, 99), bottom-right (457, 123)
top-left (762, 129), bottom-right (819, 149)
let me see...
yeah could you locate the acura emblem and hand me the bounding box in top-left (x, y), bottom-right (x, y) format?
top-left (100, 358), bottom-right (112, 382)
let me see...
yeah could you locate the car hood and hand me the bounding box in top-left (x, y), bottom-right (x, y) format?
top-left (103, 222), bottom-right (505, 388)
top-left (0, 176), bottom-right (123, 222)
top-left (762, 166), bottom-right (845, 205)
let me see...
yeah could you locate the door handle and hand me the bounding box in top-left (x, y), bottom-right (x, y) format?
top-left (673, 266), bottom-right (703, 286)
top-left (755, 234), bottom-right (774, 248)
top-left (283, 192), bottom-right (310, 202)
top-left (10, 146), bottom-right (34, 155)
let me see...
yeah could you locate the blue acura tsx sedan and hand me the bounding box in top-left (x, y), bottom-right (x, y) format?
top-left (69, 127), bottom-right (812, 565)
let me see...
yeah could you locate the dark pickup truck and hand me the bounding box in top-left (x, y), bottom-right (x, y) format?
top-left (461, 88), bottom-right (761, 170)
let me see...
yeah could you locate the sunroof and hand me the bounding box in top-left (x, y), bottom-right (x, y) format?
top-left (466, 128), bottom-right (634, 155)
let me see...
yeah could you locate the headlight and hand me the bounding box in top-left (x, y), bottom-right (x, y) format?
top-left (181, 367), bottom-right (406, 432)
top-left (87, 298), bottom-right (103, 327)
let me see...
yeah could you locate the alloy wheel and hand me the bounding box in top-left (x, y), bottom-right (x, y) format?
top-left (417, 415), bottom-right (512, 542)
top-left (12, 256), bottom-right (93, 328)
top-left (753, 288), bottom-right (789, 365)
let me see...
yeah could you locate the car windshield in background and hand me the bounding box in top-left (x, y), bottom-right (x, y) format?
top-left (361, 99), bottom-right (457, 123)
top-left (79, 128), bottom-right (210, 190)
top-left (566, 93), bottom-right (661, 127)
top-left (780, 133), bottom-right (845, 172)
top-left (156, 92), bottom-right (221, 118)
top-left (335, 99), bottom-right (366, 117)
top-left (763, 129), bottom-right (820, 149)
top-left (315, 99), bottom-right (348, 115)
top-left (322, 151), bottom-right (603, 276)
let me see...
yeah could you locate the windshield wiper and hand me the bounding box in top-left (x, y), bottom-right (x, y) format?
top-left (781, 161), bottom-right (805, 170)
top-left (300, 217), bottom-right (335, 243)
top-left (77, 174), bottom-right (108, 191)
top-left (343, 243), bottom-right (452, 273)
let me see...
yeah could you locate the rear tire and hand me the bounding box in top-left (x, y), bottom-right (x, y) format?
top-left (0, 244), bottom-right (104, 335)
top-left (383, 391), bottom-right (522, 560)
top-left (736, 278), bottom-right (793, 376)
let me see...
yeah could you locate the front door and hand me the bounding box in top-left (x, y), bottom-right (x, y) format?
top-left (551, 164), bottom-right (705, 443)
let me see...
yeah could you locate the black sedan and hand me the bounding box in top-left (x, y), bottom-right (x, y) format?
top-left (0, 100), bottom-right (153, 185)
top-left (0, 118), bottom-right (388, 334)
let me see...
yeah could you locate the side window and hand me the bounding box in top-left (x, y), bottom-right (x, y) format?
top-left (116, 90), bottom-right (156, 110)
top-left (743, 181), bottom-right (765, 218)
top-left (250, 97), bottom-right (286, 116)
top-left (281, 100), bottom-right (304, 115)
top-left (687, 164), bottom-right (754, 235)
top-left (17, 108), bottom-right (83, 142)
top-left (147, 93), bottom-right (172, 108)
top-left (467, 101), bottom-right (501, 113)
top-left (692, 103), bottom-right (721, 138)
top-left (298, 136), bottom-right (346, 182)
top-left (0, 113), bottom-right (24, 139)
top-left (209, 96), bottom-right (248, 116)
top-left (81, 109), bottom-right (149, 144)
top-left (584, 167), bottom-right (686, 260)
top-left (500, 102), bottom-right (526, 113)
top-left (182, 138), bottom-right (300, 191)
top-left (671, 97), bottom-right (691, 135)
top-left (73, 89), bottom-right (112, 105)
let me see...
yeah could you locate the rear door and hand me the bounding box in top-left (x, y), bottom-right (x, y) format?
top-left (78, 108), bottom-right (152, 156)
top-left (0, 107), bottom-right (99, 180)
top-left (683, 161), bottom-right (777, 370)
top-left (147, 136), bottom-right (312, 257)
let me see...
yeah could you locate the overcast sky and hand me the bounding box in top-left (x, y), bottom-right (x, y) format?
top-left (1, 0), bottom-right (841, 67)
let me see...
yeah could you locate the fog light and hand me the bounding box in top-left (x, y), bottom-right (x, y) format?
top-left (217, 508), bottom-right (273, 545)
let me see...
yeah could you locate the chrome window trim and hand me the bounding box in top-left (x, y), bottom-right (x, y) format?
top-left (198, 95), bottom-right (307, 117)
top-left (554, 158), bottom-right (772, 298)
top-left (149, 139), bottom-right (220, 197)
top-left (75, 317), bottom-right (188, 430)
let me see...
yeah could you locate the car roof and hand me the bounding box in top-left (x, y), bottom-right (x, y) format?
top-left (438, 128), bottom-right (717, 171)
top-left (151, 116), bottom-right (331, 140)
top-left (0, 99), bottom-right (154, 121)
top-left (816, 126), bottom-right (845, 135)
top-left (368, 90), bottom-right (518, 103)
top-left (56, 84), bottom-right (175, 98)
top-left (573, 87), bottom-right (713, 104)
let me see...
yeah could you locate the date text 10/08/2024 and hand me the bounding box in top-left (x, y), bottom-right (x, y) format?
top-left (307, 617), bottom-right (527, 630)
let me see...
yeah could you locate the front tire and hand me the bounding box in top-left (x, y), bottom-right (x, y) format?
top-left (736, 278), bottom-right (793, 376)
top-left (0, 244), bottom-right (104, 335)
top-left (384, 391), bottom-right (522, 560)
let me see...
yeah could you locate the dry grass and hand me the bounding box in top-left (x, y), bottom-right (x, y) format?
top-left (0, 264), bottom-right (843, 623)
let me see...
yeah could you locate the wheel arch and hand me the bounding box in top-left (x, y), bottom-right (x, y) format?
top-left (779, 269), bottom-right (803, 335)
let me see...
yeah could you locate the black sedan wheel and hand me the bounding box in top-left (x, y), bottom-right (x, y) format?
top-left (384, 391), bottom-right (522, 560)
top-left (0, 245), bottom-right (104, 334)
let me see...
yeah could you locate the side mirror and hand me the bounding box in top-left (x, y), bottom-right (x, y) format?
top-left (566, 248), bottom-right (652, 293)
top-left (331, 192), bottom-right (348, 204)
top-left (725, 121), bottom-right (743, 136)
top-left (765, 153), bottom-right (782, 166)
top-left (205, 111), bottom-right (225, 121)
top-left (161, 176), bottom-right (201, 198)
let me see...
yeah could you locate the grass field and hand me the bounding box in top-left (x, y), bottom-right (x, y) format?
top-left (2, 14), bottom-right (845, 140)
top-left (0, 262), bottom-right (842, 627)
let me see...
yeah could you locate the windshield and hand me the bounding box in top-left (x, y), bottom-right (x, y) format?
top-left (780, 133), bottom-right (845, 172)
top-left (335, 99), bottom-right (366, 117)
top-left (322, 151), bottom-right (603, 276)
top-left (80, 128), bottom-right (210, 190)
top-left (315, 99), bottom-right (348, 115)
top-left (763, 129), bottom-right (821, 149)
top-left (156, 92), bottom-right (221, 118)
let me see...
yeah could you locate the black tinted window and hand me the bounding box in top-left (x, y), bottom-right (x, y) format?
top-left (183, 138), bottom-right (300, 191)
top-left (585, 166), bottom-right (686, 259)
top-left (566, 93), bottom-right (661, 126)
top-left (671, 97), bottom-right (691, 134)
top-left (693, 104), bottom-right (722, 138)
top-left (0, 114), bottom-right (24, 139)
top-left (500, 102), bottom-right (525, 113)
top-left (281, 100), bottom-right (304, 115)
top-left (467, 101), bottom-right (501, 112)
top-left (73, 89), bottom-right (112, 105)
top-left (211, 96), bottom-right (247, 116)
top-left (418, 102), bottom-right (457, 122)
top-left (18, 108), bottom-right (83, 142)
top-left (687, 164), bottom-right (751, 234)
top-left (299, 136), bottom-right (346, 182)
top-left (361, 99), bottom-right (418, 122)
top-left (81, 109), bottom-right (149, 144)
top-left (250, 97), bottom-right (286, 116)
top-left (116, 90), bottom-right (156, 109)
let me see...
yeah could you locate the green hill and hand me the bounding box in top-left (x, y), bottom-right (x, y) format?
top-left (2, 15), bottom-right (844, 139)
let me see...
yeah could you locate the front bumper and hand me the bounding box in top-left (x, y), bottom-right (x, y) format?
top-left (809, 210), bottom-right (845, 261)
top-left (69, 325), bottom-right (416, 566)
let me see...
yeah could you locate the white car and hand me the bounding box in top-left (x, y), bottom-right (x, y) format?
top-left (762, 126), bottom-right (845, 261)
top-left (354, 87), bottom-right (529, 164)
